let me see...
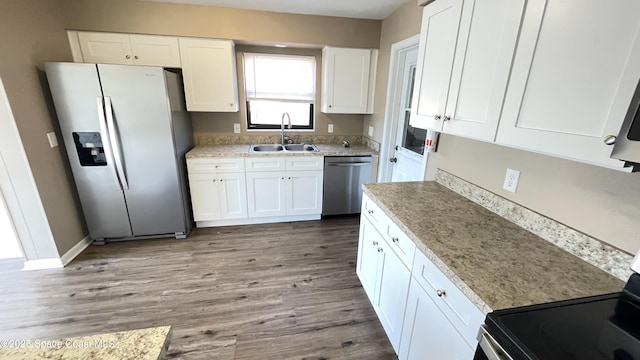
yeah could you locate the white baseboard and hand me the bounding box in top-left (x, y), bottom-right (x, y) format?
top-left (60, 235), bottom-right (91, 266)
top-left (22, 258), bottom-right (63, 271)
top-left (196, 214), bottom-right (321, 228)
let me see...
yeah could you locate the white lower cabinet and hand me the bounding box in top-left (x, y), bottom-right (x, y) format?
top-left (187, 158), bottom-right (247, 222)
top-left (357, 194), bottom-right (484, 358)
top-left (399, 278), bottom-right (473, 360)
top-left (357, 215), bottom-right (411, 352)
top-left (245, 156), bottom-right (323, 219)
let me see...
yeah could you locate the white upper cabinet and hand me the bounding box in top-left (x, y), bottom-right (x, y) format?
top-left (77, 32), bottom-right (134, 65)
top-left (179, 38), bottom-right (239, 112)
top-left (129, 35), bottom-right (181, 67)
top-left (76, 32), bottom-right (181, 67)
top-left (496, 0), bottom-right (640, 170)
top-left (322, 47), bottom-right (378, 114)
top-left (410, 0), bottom-right (525, 142)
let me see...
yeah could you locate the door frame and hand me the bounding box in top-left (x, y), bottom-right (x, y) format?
top-left (379, 34), bottom-right (424, 182)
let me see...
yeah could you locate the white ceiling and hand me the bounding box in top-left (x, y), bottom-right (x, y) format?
top-left (144, 0), bottom-right (411, 20)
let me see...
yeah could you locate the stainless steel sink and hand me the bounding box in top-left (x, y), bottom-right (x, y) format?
top-left (250, 144), bottom-right (318, 152)
top-left (284, 144), bottom-right (319, 152)
top-left (250, 144), bottom-right (284, 152)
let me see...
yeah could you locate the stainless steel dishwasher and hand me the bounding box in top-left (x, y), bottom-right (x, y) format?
top-left (322, 156), bottom-right (373, 216)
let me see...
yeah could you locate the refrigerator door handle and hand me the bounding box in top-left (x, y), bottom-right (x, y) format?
top-left (104, 96), bottom-right (129, 190)
top-left (96, 97), bottom-right (123, 191)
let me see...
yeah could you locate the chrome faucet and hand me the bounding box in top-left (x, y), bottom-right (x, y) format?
top-left (281, 112), bottom-right (292, 144)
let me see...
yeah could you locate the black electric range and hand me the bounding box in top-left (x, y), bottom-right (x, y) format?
top-left (475, 274), bottom-right (640, 360)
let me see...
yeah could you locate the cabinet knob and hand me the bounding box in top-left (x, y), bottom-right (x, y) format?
top-left (436, 289), bottom-right (446, 297)
top-left (125, 55), bottom-right (131, 59)
top-left (372, 241), bottom-right (378, 246)
top-left (288, 177), bottom-right (291, 180)
top-left (368, 209), bottom-right (374, 214)
top-left (389, 157), bottom-right (397, 163)
top-left (443, 115), bottom-right (451, 122)
top-left (134, 55), bottom-right (139, 60)
top-left (230, 103), bottom-right (234, 107)
top-left (603, 135), bottom-right (617, 146)
top-left (281, 177), bottom-right (285, 180)
top-left (434, 114), bottom-right (442, 120)
top-left (377, 247), bottom-right (383, 253)
top-left (392, 237), bottom-right (399, 243)
top-left (329, 105), bottom-right (333, 108)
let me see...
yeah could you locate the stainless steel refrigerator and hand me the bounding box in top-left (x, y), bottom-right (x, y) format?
top-left (45, 62), bottom-right (193, 243)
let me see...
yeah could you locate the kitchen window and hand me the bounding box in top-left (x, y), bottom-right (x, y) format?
top-left (243, 53), bottom-right (315, 130)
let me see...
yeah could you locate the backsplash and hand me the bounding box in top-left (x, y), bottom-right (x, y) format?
top-left (195, 134), bottom-right (365, 146)
top-left (435, 169), bottom-right (634, 281)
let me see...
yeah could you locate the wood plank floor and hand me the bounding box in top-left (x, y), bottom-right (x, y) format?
top-left (0, 216), bottom-right (397, 359)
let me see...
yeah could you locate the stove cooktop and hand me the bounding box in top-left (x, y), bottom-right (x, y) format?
top-left (484, 274), bottom-right (640, 360)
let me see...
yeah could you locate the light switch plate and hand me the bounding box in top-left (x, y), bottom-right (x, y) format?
top-left (368, 126), bottom-right (374, 137)
top-left (503, 168), bottom-right (520, 193)
top-left (328, 124), bottom-right (334, 133)
top-left (46, 132), bottom-right (58, 148)
top-left (233, 123), bottom-right (241, 134)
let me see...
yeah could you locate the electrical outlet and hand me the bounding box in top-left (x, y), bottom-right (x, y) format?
top-left (328, 124), bottom-right (334, 133)
top-left (233, 123), bottom-right (241, 134)
top-left (46, 132), bottom-right (58, 148)
top-left (368, 126), bottom-right (374, 137)
top-left (503, 168), bottom-right (520, 193)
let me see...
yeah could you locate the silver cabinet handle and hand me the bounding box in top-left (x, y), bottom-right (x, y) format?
top-left (389, 157), bottom-right (397, 163)
top-left (604, 135), bottom-right (617, 145)
top-left (368, 209), bottom-right (373, 214)
top-left (372, 241), bottom-right (378, 246)
top-left (125, 55), bottom-right (131, 59)
top-left (444, 115), bottom-right (451, 121)
top-left (436, 289), bottom-right (446, 297)
top-left (104, 96), bottom-right (129, 190)
top-left (434, 114), bottom-right (442, 120)
top-left (96, 97), bottom-right (121, 190)
top-left (377, 247), bottom-right (383, 253)
top-left (134, 55), bottom-right (139, 60)
top-left (392, 237), bottom-right (399, 243)
top-left (477, 325), bottom-right (514, 360)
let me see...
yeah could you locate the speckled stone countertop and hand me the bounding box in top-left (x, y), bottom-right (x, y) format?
top-left (0, 326), bottom-right (171, 360)
top-left (363, 182), bottom-right (624, 314)
top-left (185, 144), bottom-right (378, 158)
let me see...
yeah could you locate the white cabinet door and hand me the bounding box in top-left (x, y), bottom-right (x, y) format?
top-left (442, 0), bottom-right (524, 141)
top-left (78, 32), bottom-right (134, 65)
top-left (356, 216), bottom-right (383, 304)
top-left (496, 0), bottom-right (640, 170)
top-left (285, 170), bottom-right (323, 216)
top-left (410, 0), bottom-right (463, 130)
top-left (129, 35), bottom-right (181, 67)
top-left (218, 173), bottom-right (248, 219)
top-left (374, 239), bottom-right (411, 352)
top-left (179, 38), bottom-right (239, 112)
top-left (188, 174), bottom-right (221, 222)
top-left (399, 279), bottom-right (473, 360)
top-left (246, 171), bottom-right (287, 218)
top-left (322, 47), bottom-right (375, 114)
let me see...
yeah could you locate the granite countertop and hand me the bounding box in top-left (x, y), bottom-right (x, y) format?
top-left (363, 182), bottom-right (624, 313)
top-left (185, 144), bottom-right (378, 158)
top-left (0, 326), bottom-right (171, 360)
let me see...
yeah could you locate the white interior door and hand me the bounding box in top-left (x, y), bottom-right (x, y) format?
top-left (391, 48), bottom-right (425, 182)
top-left (0, 189), bottom-right (22, 259)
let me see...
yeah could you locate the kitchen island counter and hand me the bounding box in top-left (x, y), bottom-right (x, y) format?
top-left (363, 181), bottom-right (624, 314)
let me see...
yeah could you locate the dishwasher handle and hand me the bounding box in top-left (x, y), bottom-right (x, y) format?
top-left (326, 162), bottom-right (371, 167)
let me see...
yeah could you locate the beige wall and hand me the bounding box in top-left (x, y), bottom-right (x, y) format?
top-left (58, 0), bottom-right (381, 48)
top-left (0, 0), bottom-right (87, 255)
top-left (427, 136), bottom-right (640, 254)
top-left (192, 45), bottom-right (365, 137)
top-left (365, 0), bottom-right (423, 143)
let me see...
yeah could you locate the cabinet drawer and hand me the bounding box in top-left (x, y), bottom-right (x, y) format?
top-left (380, 221), bottom-right (416, 270)
top-left (245, 157), bottom-right (286, 172)
top-left (362, 194), bottom-right (386, 225)
top-left (412, 250), bottom-right (484, 348)
top-left (286, 156), bottom-right (323, 171)
top-left (187, 158), bottom-right (245, 174)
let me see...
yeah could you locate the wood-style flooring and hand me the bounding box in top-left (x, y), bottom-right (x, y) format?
top-left (0, 216), bottom-right (397, 359)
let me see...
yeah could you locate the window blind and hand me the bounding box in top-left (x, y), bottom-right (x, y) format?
top-left (243, 53), bottom-right (315, 102)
